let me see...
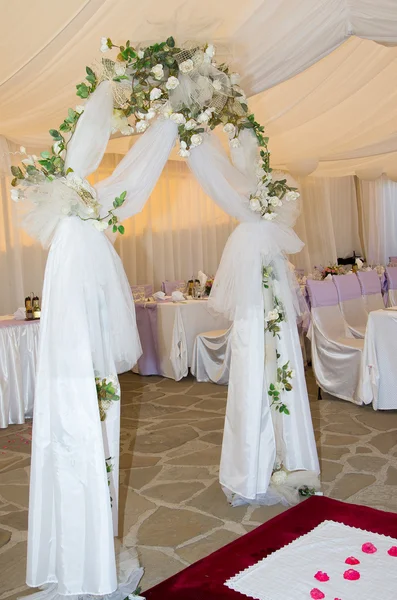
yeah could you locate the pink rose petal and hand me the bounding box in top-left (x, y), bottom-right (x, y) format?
top-left (345, 556), bottom-right (360, 565)
top-left (362, 542), bottom-right (377, 554)
top-left (388, 546), bottom-right (397, 557)
top-left (343, 569), bottom-right (360, 581)
top-left (310, 589), bottom-right (325, 600)
top-left (314, 571), bottom-right (329, 582)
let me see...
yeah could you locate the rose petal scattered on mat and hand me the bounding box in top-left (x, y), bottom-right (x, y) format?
top-left (310, 589), bottom-right (325, 599)
top-left (388, 546), bottom-right (397, 557)
top-left (362, 542), bottom-right (377, 554)
top-left (345, 556), bottom-right (360, 565)
top-left (314, 572), bottom-right (329, 582)
top-left (343, 569), bottom-right (360, 580)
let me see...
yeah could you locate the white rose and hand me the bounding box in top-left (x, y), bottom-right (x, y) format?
top-left (229, 137), bottom-right (241, 148)
top-left (75, 105), bottom-right (85, 114)
top-left (223, 123), bottom-right (235, 137)
top-left (197, 112), bottom-right (210, 124)
top-left (93, 219), bottom-right (108, 232)
top-left (179, 59), bottom-right (194, 74)
top-left (10, 188), bottom-right (19, 202)
top-left (271, 470), bottom-right (288, 486)
top-left (100, 37), bottom-right (109, 53)
top-left (180, 141), bottom-right (188, 149)
top-left (270, 197), bottom-right (282, 207)
top-left (190, 134), bottom-right (203, 147)
top-left (146, 108), bottom-right (156, 120)
top-left (165, 76), bottom-right (180, 90)
top-left (114, 62), bottom-right (126, 76)
top-left (205, 44), bottom-right (215, 58)
top-left (286, 190), bottom-right (299, 202)
top-left (170, 113), bottom-right (186, 125)
top-left (249, 197), bottom-right (261, 212)
top-left (264, 212), bottom-right (277, 221)
top-left (212, 79), bottom-right (222, 91)
top-left (19, 146), bottom-right (26, 154)
top-left (151, 63), bottom-right (164, 80)
top-left (150, 87), bottom-right (162, 101)
top-left (137, 50), bottom-right (145, 59)
top-left (120, 124), bottom-right (134, 135)
top-left (230, 72), bottom-right (240, 85)
top-left (178, 148), bottom-right (190, 158)
top-left (185, 119), bottom-right (197, 130)
top-left (162, 102), bottom-right (173, 119)
top-left (136, 120), bottom-right (149, 133)
top-left (266, 309), bottom-right (279, 322)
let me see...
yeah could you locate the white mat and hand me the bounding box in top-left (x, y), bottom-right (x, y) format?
top-left (225, 520), bottom-right (397, 600)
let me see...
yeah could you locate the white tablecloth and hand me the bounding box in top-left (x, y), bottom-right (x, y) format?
top-left (157, 299), bottom-right (231, 380)
top-left (359, 308), bottom-right (397, 410)
top-left (0, 316), bottom-right (40, 428)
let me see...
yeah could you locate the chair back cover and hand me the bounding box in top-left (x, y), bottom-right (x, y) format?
top-left (386, 266), bottom-right (397, 290)
top-left (306, 279), bottom-right (339, 308)
top-left (389, 256), bottom-right (397, 265)
top-left (333, 274), bottom-right (361, 301)
top-left (161, 280), bottom-right (186, 295)
top-left (131, 284), bottom-right (153, 300)
top-left (356, 271), bottom-right (381, 295)
top-left (333, 274), bottom-right (368, 336)
top-left (307, 279), bottom-right (350, 341)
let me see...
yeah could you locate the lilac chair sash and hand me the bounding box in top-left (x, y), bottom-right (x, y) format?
top-left (161, 280), bottom-right (186, 295)
top-left (333, 274), bottom-right (361, 301)
top-left (386, 267), bottom-right (397, 290)
top-left (135, 303), bottom-right (160, 376)
top-left (356, 271), bottom-right (381, 296)
top-left (306, 279), bottom-right (339, 308)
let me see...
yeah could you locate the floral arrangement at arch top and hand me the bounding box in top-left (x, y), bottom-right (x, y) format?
top-left (10, 35), bottom-right (299, 227)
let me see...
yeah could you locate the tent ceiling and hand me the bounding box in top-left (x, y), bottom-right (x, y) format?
top-left (1, 0), bottom-right (397, 176)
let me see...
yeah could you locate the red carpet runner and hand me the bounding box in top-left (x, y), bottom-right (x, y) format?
top-left (145, 496), bottom-right (397, 600)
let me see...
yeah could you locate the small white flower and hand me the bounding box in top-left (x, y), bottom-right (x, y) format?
top-left (136, 120), bottom-right (149, 133)
top-left (179, 59), bottom-right (194, 74)
top-left (223, 123), bottom-right (235, 137)
top-left (114, 62), bottom-right (126, 76)
top-left (162, 102), bottom-right (173, 119)
top-left (19, 146), bottom-right (26, 154)
top-left (32, 154), bottom-right (38, 161)
top-left (185, 119), bottom-right (197, 130)
top-left (151, 63), bottom-right (164, 80)
top-left (137, 49), bottom-right (145, 59)
top-left (249, 197), bottom-right (261, 212)
top-left (93, 219), bottom-right (108, 232)
top-left (197, 111), bottom-right (210, 124)
top-left (178, 148), bottom-right (190, 158)
top-left (165, 76), bottom-right (180, 90)
top-left (290, 370), bottom-right (296, 378)
top-left (146, 108), bottom-right (156, 120)
top-left (75, 105), bottom-right (85, 114)
top-left (22, 157), bottom-right (35, 166)
top-left (180, 141), bottom-right (188, 149)
top-left (270, 197), bottom-right (282, 207)
top-left (230, 72), bottom-right (240, 85)
top-left (120, 125), bottom-right (134, 135)
top-left (264, 212), bottom-right (277, 221)
top-left (266, 309), bottom-right (279, 322)
top-left (190, 133), bottom-right (203, 147)
top-left (212, 79), bottom-right (222, 91)
top-left (150, 87), bottom-right (162, 101)
top-left (229, 137), bottom-right (241, 148)
top-left (52, 141), bottom-right (64, 156)
top-left (10, 188), bottom-right (19, 202)
top-left (100, 37), bottom-right (109, 53)
top-left (205, 44), bottom-right (215, 58)
top-left (271, 470), bottom-right (288, 486)
top-left (286, 190), bottom-right (300, 202)
top-left (170, 113), bottom-right (186, 125)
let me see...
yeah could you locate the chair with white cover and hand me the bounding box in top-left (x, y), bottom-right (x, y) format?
top-left (389, 256), bottom-right (397, 266)
top-left (386, 267), bottom-right (397, 307)
top-left (191, 328), bottom-right (232, 385)
top-left (356, 271), bottom-right (384, 312)
top-left (333, 274), bottom-right (368, 338)
top-left (307, 279), bottom-right (364, 404)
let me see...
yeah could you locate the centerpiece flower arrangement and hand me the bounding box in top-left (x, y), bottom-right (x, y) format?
top-left (321, 264), bottom-right (341, 279)
top-left (205, 277), bottom-right (214, 296)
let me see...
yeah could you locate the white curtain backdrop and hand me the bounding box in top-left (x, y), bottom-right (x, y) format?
top-left (290, 176), bottom-right (362, 272)
top-left (359, 175), bottom-right (397, 265)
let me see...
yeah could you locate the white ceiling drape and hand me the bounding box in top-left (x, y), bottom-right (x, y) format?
top-left (1, 0), bottom-right (397, 177)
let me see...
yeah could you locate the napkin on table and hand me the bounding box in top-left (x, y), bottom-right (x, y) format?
top-left (171, 291), bottom-right (185, 302)
top-left (14, 307), bottom-right (26, 320)
top-left (153, 291), bottom-right (166, 301)
top-left (197, 270), bottom-right (208, 287)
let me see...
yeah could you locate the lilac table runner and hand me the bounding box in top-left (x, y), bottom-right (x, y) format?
top-left (135, 303), bottom-right (160, 376)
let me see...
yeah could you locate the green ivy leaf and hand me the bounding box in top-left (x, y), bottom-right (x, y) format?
top-left (11, 166), bottom-right (24, 178)
top-left (112, 225), bottom-right (118, 233)
top-left (76, 82), bottom-right (90, 99)
top-left (11, 177), bottom-right (18, 186)
top-left (49, 129), bottom-right (62, 140)
top-left (41, 150), bottom-right (51, 159)
top-left (118, 225), bottom-right (125, 235)
top-left (166, 36), bottom-right (175, 48)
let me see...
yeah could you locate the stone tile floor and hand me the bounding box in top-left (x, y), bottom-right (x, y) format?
top-left (0, 369), bottom-right (396, 598)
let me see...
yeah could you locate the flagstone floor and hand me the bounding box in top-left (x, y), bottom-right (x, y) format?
top-left (0, 369), bottom-right (396, 598)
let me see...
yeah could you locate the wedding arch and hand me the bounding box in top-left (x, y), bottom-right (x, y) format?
top-left (12, 37), bottom-right (319, 599)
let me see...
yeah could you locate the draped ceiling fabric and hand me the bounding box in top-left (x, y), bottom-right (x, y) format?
top-left (1, 0), bottom-right (397, 176)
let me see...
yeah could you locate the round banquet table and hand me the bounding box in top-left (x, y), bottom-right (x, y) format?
top-left (0, 316), bottom-right (40, 428)
top-left (359, 308), bottom-right (397, 410)
top-left (134, 298), bottom-right (230, 380)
